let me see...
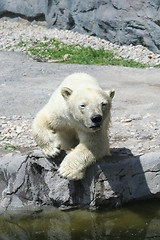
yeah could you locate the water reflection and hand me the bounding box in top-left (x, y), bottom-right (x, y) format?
top-left (0, 200), bottom-right (160, 240)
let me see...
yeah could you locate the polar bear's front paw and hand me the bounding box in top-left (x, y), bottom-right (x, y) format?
top-left (59, 161), bottom-right (85, 180)
top-left (42, 143), bottom-right (61, 159)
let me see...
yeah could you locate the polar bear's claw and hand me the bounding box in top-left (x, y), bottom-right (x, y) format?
top-left (59, 164), bottom-right (84, 180)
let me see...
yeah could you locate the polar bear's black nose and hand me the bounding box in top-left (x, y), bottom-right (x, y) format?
top-left (91, 114), bottom-right (102, 124)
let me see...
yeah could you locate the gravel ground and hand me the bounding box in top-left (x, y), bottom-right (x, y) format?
top-left (0, 17), bottom-right (160, 66)
top-left (0, 115), bottom-right (36, 153)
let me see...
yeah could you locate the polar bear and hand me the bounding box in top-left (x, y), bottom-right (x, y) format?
top-left (32, 73), bottom-right (115, 180)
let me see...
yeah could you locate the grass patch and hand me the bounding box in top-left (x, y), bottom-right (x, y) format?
top-left (18, 38), bottom-right (146, 68)
top-left (5, 145), bottom-right (18, 150)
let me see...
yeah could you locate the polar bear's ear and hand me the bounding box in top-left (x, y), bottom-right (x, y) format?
top-left (61, 87), bottom-right (73, 100)
top-left (106, 89), bottom-right (115, 99)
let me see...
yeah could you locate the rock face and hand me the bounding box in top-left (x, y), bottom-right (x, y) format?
top-left (0, 0), bottom-right (45, 19)
top-left (0, 0), bottom-right (160, 53)
top-left (0, 149), bottom-right (160, 211)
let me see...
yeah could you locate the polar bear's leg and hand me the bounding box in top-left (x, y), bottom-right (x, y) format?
top-left (34, 128), bottom-right (61, 158)
top-left (41, 131), bottom-right (61, 158)
top-left (59, 144), bottom-right (96, 180)
top-left (32, 112), bottom-right (61, 158)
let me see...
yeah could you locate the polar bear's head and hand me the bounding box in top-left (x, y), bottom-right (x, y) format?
top-left (61, 87), bottom-right (115, 132)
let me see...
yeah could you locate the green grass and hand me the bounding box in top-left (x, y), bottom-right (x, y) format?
top-left (4, 145), bottom-right (18, 150)
top-left (18, 38), bottom-right (146, 68)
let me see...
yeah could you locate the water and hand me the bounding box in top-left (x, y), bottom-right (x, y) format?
top-left (0, 199), bottom-right (160, 240)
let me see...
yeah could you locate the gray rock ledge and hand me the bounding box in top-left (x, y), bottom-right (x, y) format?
top-left (0, 149), bottom-right (160, 211)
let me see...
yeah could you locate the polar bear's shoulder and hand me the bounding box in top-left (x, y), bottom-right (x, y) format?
top-left (60, 73), bottom-right (101, 91)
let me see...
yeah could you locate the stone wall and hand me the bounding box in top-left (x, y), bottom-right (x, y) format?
top-left (0, 0), bottom-right (160, 53)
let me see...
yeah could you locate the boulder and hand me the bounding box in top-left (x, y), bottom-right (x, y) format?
top-left (0, 0), bottom-right (45, 19)
top-left (0, 0), bottom-right (160, 53)
top-left (0, 149), bottom-right (160, 211)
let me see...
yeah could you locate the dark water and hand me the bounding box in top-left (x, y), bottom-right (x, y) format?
top-left (0, 200), bottom-right (160, 240)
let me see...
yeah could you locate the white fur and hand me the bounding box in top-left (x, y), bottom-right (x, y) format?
top-left (32, 73), bottom-right (115, 180)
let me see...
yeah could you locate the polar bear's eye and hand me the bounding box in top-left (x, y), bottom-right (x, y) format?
top-left (80, 104), bottom-right (86, 109)
top-left (101, 102), bottom-right (107, 110)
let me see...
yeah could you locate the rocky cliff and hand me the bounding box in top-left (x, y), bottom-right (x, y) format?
top-left (0, 0), bottom-right (160, 53)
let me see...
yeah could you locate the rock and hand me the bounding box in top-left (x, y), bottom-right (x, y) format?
top-left (0, 0), bottom-right (45, 19)
top-left (0, 149), bottom-right (160, 211)
top-left (0, 0), bottom-right (160, 53)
